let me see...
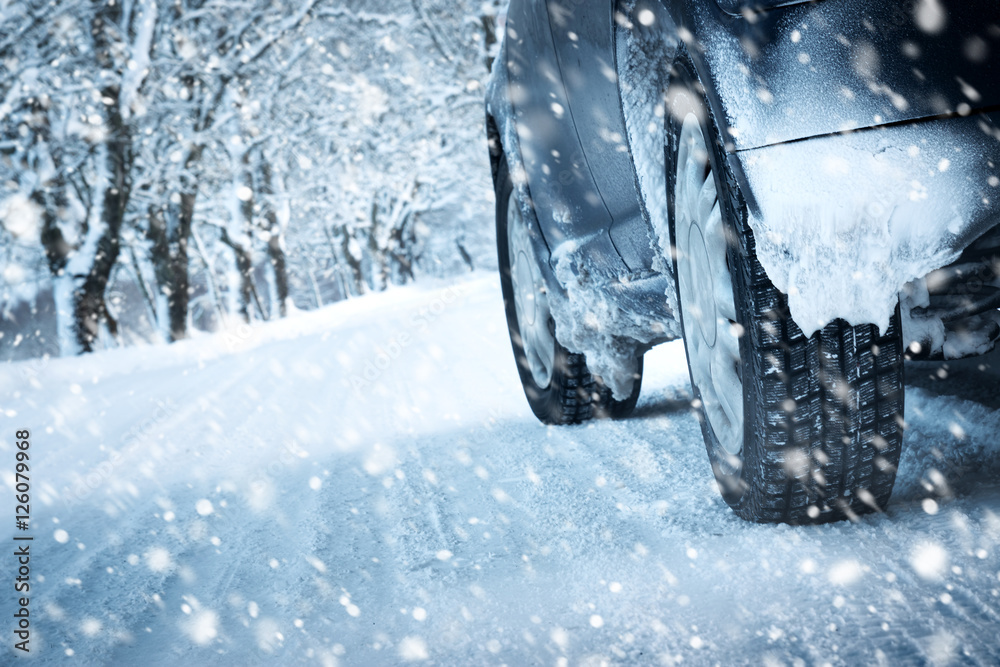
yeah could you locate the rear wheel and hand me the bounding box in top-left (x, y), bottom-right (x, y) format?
top-left (666, 56), bottom-right (905, 523)
top-left (496, 154), bottom-right (642, 424)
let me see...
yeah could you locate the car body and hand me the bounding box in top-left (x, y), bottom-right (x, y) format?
top-left (485, 0), bottom-right (1000, 522)
top-left (487, 0), bottom-right (1000, 341)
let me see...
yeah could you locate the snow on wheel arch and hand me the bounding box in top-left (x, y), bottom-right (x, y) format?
top-left (737, 115), bottom-right (1000, 337)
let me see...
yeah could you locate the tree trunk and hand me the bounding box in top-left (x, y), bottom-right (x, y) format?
top-left (259, 162), bottom-right (289, 317)
top-left (169, 191), bottom-right (193, 339)
top-left (77, 4), bottom-right (131, 352)
top-left (340, 229), bottom-right (366, 297)
top-left (127, 242), bottom-right (158, 332)
top-left (220, 228), bottom-right (261, 323)
top-left (146, 202), bottom-right (171, 334)
top-left (190, 225), bottom-right (228, 328)
top-left (367, 199), bottom-right (388, 292)
top-left (322, 225), bottom-right (349, 301)
top-left (75, 147), bottom-right (127, 350)
top-left (35, 174), bottom-right (79, 357)
top-left (228, 153), bottom-right (262, 321)
top-left (36, 189), bottom-right (70, 277)
top-left (152, 71), bottom-right (213, 342)
top-left (266, 232), bottom-right (289, 316)
top-left (388, 212), bottom-right (415, 285)
top-left (480, 12), bottom-right (498, 71)
top-left (307, 268), bottom-right (323, 308)
top-left (456, 237), bottom-right (476, 271)
top-left (29, 97), bottom-right (79, 356)
top-left (147, 192), bottom-right (191, 343)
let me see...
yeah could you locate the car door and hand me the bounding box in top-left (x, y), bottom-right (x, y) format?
top-left (546, 0), bottom-right (656, 273)
top-left (505, 0), bottom-right (628, 274)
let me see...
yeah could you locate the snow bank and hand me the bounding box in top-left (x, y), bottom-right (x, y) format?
top-left (0, 274), bottom-right (485, 393)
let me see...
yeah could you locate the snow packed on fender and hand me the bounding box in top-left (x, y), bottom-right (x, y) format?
top-left (737, 113), bottom-right (1000, 337)
top-left (691, 0), bottom-right (1000, 336)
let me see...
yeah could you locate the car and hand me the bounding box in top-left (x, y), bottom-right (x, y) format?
top-left (484, 0), bottom-right (1000, 523)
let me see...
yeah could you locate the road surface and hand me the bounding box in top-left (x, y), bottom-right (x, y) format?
top-left (2, 275), bottom-right (999, 665)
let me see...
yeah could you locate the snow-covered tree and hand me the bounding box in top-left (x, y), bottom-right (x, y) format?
top-left (1, 0), bottom-right (496, 358)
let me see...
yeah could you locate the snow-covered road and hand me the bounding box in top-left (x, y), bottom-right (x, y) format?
top-left (2, 275), bottom-right (1000, 665)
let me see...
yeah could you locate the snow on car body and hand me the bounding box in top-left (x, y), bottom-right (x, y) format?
top-left (484, 0), bottom-right (1000, 523)
top-left (696, 0), bottom-right (1000, 340)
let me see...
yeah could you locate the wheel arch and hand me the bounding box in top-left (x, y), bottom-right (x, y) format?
top-left (666, 40), bottom-right (763, 219)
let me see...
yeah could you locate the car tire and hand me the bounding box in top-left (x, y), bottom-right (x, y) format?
top-left (496, 153), bottom-right (642, 424)
top-left (665, 54), bottom-right (906, 523)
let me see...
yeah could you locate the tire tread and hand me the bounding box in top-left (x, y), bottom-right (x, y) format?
top-left (732, 165), bottom-right (904, 523)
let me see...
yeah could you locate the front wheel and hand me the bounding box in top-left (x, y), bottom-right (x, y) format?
top-left (667, 56), bottom-right (905, 523)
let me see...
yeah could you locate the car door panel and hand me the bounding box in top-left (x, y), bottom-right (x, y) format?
top-left (547, 0), bottom-right (657, 272)
top-left (505, 0), bottom-right (628, 273)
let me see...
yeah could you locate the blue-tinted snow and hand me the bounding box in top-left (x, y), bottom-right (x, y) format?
top-left (1, 276), bottom-right (999, 664)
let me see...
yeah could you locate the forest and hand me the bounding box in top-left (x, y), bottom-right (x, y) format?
top-left (0, 0), bottom-right (501, 358)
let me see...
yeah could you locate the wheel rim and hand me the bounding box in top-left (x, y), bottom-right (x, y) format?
top-left (675, 114), bottom-right (744, 457)
top-left (508, 191), bottom-right (556, 387)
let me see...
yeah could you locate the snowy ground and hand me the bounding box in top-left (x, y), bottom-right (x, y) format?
top-left (2, 274), bottom-right (1000, 665)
